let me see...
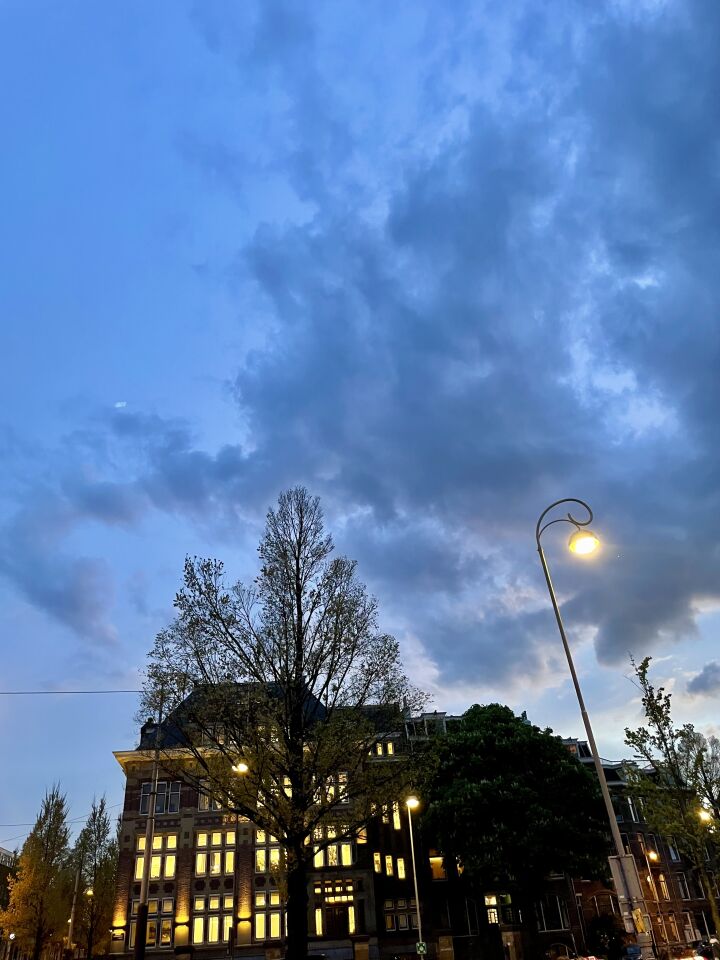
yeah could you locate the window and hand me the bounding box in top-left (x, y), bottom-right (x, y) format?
top-left (313, 825), bottom-right (353, 868)
top-left (129, 898), bottom-right (173, 949)
top-left (373, 852), bottom-right (382, 873)
top-left (140, 781), bottom-right (181, 815)
top-left (397, 857), bottom-right (406, 880)
top-left (255, 830), bottom-right (281, 874)
top-left (254, 890), bottom-right (283, 941)
top-left (385, 855), bottom-right (394, 876)
top-left (192, 894), bottom-right (234, 945)
top-left (392, 802), bottom-right (401, 830)
top-left (620, 833), bottom-right (630, 854)
top-left (659, 874), bottom-right (670, 900)
top-left (676, 873), bottom-right (690, 900)
top-left (626, 797), bottom-right (639, 823)
top-left (195, 830), bottom-right (235, 876)
top-left (134, 834), bottom-right (177, 880)
top-left (383, 897), bottom-right (414, 933)
top-left (429, 853), bottom-right (447, 881)
top-left (536, 896), bottom-right (570, 932)
top-left (667, 837), bottom-right (680, 861)
top-left (198, 780), bottom-right (224, 812)
top-left (667, 913), bottom-right (679, 941)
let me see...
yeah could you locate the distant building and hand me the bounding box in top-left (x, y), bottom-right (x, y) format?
top-left (564, 738), bottom-right (716, 956)
top-left (0, 846), bottom-right (13, 868)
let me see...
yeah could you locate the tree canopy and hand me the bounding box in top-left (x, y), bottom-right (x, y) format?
top-left (422, 703), bottom-right (609, 891)
top-left (141, 487), bottom-right (424, 960)
top-left (0, 787), bottom-right (70, 960)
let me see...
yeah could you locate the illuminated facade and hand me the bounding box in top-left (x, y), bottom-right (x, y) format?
top-left (109, 720), bottom-right (420, 960)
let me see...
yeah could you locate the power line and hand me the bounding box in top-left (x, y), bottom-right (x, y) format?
top-left (0, 802), bottom-right (124, 848)
top-left (0, 689), bottom-right (140, 696)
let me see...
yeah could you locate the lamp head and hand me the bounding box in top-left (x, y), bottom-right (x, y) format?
top-left (85, 887), bottom-right (94, 897)
top-left (699, 809), bottom-right (712, 823)
top-left (648, 850), bottom-right (658, 861)
top-left (232, 761), bottom-right (249, 775)
top-left (406, 796), bottom-right (420, 810)
top-left (568, 529), bottom-right (600, 556)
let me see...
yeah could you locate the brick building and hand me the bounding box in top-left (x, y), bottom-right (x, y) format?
top-left (109, 710), bottom-right (424, 960)
top-left (565, 739), bottom-right (717, 959)
top-left (109, 708), bottom-right (716, 960)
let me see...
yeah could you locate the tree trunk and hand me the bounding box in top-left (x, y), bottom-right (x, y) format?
top-left (32, 920), bottom-right (44, 960)
top-left (285, 848), bottom-right (309, 960)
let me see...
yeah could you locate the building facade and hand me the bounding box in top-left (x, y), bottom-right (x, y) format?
top-left (110, 719), bottom-right (424, 960)
top-left (110, 712), bottom-right (716, 960)
top-left (565, 739), bottom-right (717, 959)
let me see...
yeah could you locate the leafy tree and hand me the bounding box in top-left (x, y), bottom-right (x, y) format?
top-left (142, 487), bottom-right (424, 960)
top-left (624, 656), bottom-right (720, 934)
top-left (0, 787), bottom-right (71, 960)
top-left (421, 704), bottom-right (608, 950)
top-left (585, 913), bottom-right (626, 960)
top-left (71, 798), bottom-right (118, 958)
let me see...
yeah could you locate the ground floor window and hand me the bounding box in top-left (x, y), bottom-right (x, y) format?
top-left (383, 897), bottom-right (417, 934)
top-left (129, 898), bottom-right (174, 948)
top-left (254, 889), bottom-right (284, 940)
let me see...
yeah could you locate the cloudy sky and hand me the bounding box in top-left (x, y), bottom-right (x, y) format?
top-left (2, 0), bottom-right (720, 844)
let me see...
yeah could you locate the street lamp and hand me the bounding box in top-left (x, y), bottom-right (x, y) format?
top-left (405, 797), bottom-right (423, 950)
top-left (536, 499), bottom-right (653, 958)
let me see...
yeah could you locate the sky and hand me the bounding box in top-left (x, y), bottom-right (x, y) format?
top-left (2, 0), bottom-right (720, 847)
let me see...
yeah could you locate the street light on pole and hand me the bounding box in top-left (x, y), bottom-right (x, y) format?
top-left (405, 796), bottom-right (424, 951)
top-left (536, 499), bottom-right (654, 959)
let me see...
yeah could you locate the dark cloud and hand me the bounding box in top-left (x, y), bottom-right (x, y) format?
top-left (4, 1), bottom-right (720, 694)
top-left (688, 661), bottom-right (720, 697)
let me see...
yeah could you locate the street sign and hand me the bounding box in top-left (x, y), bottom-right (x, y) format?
top-left (416, 943), bottom-right (428, 955)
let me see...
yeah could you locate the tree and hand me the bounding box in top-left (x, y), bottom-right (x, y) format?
top-left (142, 487), bottom-right (424, 960)
top-left (624, 656), bottom-right (720, 934)
top-left (72, 798), bottom-right (118, 959)
top-left (0, 787), bottom-right (71, 960)
top-left (421, 705), bottom-right (609, 951)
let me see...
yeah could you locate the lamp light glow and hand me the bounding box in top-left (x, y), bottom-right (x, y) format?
top-left (699, 809), bottom-right (712, 823)
top-left (232, 761), bottom-right (249, 775)
top-left (406, 796), bottom-right (420, 810)
top-left (568, 529), bottom-right (600, 556)
top-left (647, 850), bottom-right (658, 861)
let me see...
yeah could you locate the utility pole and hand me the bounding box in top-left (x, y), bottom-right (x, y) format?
top-left (134, 691), bottom-right (164, 960)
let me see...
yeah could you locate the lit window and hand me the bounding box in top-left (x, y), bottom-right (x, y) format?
top-left (397, 857), bottom-right (406, 879)
top-left (385, 855), bottom-right (394, 876)
top-left (374, 852), bottom-right (382, 873)
top-left (392, 802), bottom-right (401, 830)
top-left (192, 917), bottom-right (204, 945)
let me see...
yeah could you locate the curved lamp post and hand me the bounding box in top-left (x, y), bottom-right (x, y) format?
top-left (536, 499), bottom-right (653, 958)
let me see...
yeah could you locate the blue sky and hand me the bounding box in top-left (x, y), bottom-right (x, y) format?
top-left (2, 0), bottom-right (720, 845)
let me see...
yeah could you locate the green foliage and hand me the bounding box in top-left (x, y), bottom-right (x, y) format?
top-left (72, 797), bottom-right (119, 957)
top-left (422, 704), bottom-right (608, 892)
top-left (0, 787), bottom-right (71, 960)
top-left (585, 913), bottom-right (626, 960)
